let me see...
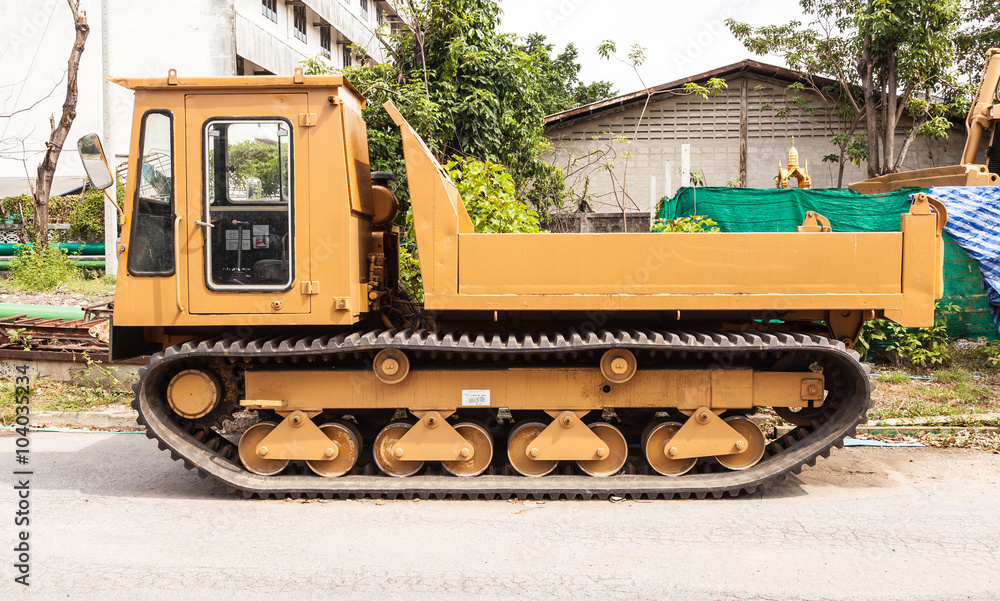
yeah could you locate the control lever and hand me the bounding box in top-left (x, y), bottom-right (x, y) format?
top-left (194, 220), bottom-right (214, 228)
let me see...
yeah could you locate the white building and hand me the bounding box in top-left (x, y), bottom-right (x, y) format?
top-left (0, 0), bottom-right (402, 196)
top-left (544, 60), bottom-right (972, 214)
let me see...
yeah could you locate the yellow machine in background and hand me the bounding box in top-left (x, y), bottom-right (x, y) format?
top-left (76, 61), bottom-right (956, 498)
top-left (850, 48), bottom-right (1000, 193)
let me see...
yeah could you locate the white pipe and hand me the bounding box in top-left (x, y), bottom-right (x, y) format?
top-left (101, 0), bottom-right (118, 278)
top-left (681, 144), bottom-right (691, 188)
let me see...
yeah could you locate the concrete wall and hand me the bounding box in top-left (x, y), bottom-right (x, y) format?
top-left (548, 212), bottom-right (651, 233)
top-left (545, 72), bottom-right (970, 213)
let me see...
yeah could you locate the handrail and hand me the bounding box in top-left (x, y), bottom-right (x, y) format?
top-left (174, 215), bottom-right (184, 312)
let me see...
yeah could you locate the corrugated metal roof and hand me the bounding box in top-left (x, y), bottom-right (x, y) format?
top-left (544, 59), bottom-right (839, 127)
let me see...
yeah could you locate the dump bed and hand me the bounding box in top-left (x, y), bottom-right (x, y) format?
top-left (386, 102), bottom-right (945, 328)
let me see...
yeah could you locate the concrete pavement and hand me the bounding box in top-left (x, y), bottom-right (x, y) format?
top-left (2, 431), bottom-right (999, 601)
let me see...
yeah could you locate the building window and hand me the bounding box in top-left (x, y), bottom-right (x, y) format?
top-left (236, 56), bottom-right (245, 76)
top-left (292, 6), bottom-right (306, 43)
top-left (320, 27), bottom-right (331, 59)
top-left (360, 0), bottom-right (369, 20)
top-left (261, 0), bottom-right (277, 22)
top-left (342, 45), bottom-right (352, 68)
top-left (377, 6), bottom-right (384, 27)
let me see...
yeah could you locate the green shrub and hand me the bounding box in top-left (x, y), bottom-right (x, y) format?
top-left (443, 157), bottom-right (541, 234)
top-left (651, 215), bottom-right (720, 233)
top-left (858, 302), bottom-right (958, 367)
top-left (0, 179), bottom-right (124, 243)
top-left (399, 158), bottom-right (541, 300)
top-left (8, 245), bottom-right (83, 291)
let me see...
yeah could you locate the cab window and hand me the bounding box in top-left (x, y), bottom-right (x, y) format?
top-left (127, 110), bottom-right (175, 276)
top-left (202, 119), bottom-right (293, 290)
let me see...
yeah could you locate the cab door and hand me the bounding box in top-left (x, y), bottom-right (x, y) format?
top-left (184, 94), bottom-right (311, 315)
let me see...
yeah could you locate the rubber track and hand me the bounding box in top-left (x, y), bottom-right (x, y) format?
top-left (132, 329), bottom-right (872, 500)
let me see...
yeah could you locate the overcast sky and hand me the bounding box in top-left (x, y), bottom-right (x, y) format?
top-left (499, 0), bottom-right (805, 95)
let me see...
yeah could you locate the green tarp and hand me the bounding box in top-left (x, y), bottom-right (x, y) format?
top-left (656, 186), bottom-right (998, 340)
top-left (656, 186), bottom-right (925, 233)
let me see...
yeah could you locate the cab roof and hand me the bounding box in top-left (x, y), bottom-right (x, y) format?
top-left (109, 68), bottom-right (361, 96)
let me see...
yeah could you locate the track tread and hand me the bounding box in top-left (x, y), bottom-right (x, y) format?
top-left (133, 328), bottom-right (870, 500)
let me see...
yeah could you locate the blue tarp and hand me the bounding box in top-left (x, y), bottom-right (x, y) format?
top-left (928, 186), bottom-right (1000, 333)
top-left (843, 438), bottom-right (924, 447)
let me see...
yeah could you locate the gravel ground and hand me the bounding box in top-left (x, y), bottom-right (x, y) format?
top-left (0, 288), bottom-right (113, 308)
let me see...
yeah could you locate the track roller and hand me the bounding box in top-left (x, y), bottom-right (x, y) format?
top-left (373, 421), bottom-right (425, 477)
top-left (238, 422), bottom-right (290, 476)
top-left (507, 421), bottom-right (557, 477)
top-left (441, 422), bottom-right (494, 477)
top-left (307, 421), bottom-right (362, 478)
top-left (576, 423), bottom-right (628, 477)
top-left (714, 416), bottom-right (766, 470)
top-left (643, 419), bottom-right (697, 476)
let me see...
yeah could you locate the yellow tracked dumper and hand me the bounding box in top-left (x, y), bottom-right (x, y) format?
top-left (75, 64), bottom-right (963, 499)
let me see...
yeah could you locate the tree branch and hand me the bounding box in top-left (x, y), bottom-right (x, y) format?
top-left (31, 0), bottom-right (89, 246)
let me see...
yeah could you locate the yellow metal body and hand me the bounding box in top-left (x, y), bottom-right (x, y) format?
top-left (107, 72), bottom-right (948, 347)
top-left (850, 48), bottom-right (1000, 193)
top-left (255, 410), bottom-right (338, 461)
top-left (242, 367), bottom-right (824, 412)
top-left (527, 411), bottom-right (608, 462)
top-left (665, 408), bottom-right (748, 460)
top-left (108, 71), bottom-right (953, 475)
top-left (386, 102), bottom-right (945, 328)
top-left (111, 72), bottom-right (375, 331)
top-left (392, 411), bottom-right (474, 462)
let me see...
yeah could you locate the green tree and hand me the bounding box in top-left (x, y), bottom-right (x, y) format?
top-left (337, 0), bottom-right (565, 216)
top-left (728, 0), bottom-right (965, 178)
top-left (398, 157), bottom-right (541, 300)
top-left (519, 33), bottom-right (616, 115)
top-left (957, 0), bottom-right (1000, 85)
top-left (228, 140), bottom-right (284, 197)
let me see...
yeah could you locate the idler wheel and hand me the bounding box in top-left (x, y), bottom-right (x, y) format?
top-left (576, 422), bottom-right (628, 477)
top-left (307, 421), bottom-right (362, 478)
top-left (238, 422), bottom-right (289, 476)
top-left (715, 416), bottom-right (766, 471)
top-left (442, 422), bottom-right (494, 477)
top-left (643, 419), bottom-right (697, 476)
top-left (373, 421), bottom-right (424, 477)
top-left (166, 369), bottom-right (221, 419)
top-left (507, 421), bottom-right (557, 477)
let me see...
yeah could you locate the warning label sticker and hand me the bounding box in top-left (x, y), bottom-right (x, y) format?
top-left (461, 390), bottom-right (490, 407)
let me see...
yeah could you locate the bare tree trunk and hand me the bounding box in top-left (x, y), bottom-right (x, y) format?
top-left (32, 0), bottom-right (89, 247)
top-left (858, 53), bottom-right (880, 177)
top-left (883, 53), bottom-right (898, 174)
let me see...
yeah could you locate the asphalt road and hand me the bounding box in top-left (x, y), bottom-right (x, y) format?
top-left (2, 432), bottom-right (999, 601)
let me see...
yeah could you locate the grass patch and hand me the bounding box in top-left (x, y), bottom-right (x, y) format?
top-left (869, 352), bottom-right (1000, 423)
top-left (0, 375), bottom-right (133, 427)
top-left (874, 371), bottom-right (910, 384)
top-left (5, 245), bottom-right (114, 294)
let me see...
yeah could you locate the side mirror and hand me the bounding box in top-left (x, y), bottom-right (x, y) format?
top-left (77, 133), bottom-right (114, 190)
